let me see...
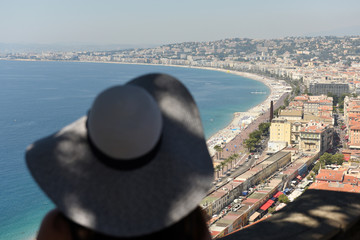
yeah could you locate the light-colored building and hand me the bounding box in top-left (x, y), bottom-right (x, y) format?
top-left (304, 101), bottom-right (320, 114)
top-left (278, 109), bottom-right (302, 121)
top-left (268, 118), bottom-right (292, 154)
top-left (299, 121), bottom-right (333, 154)
top-left (267, 141), bottom-right (288, 154)
top-left (288, 101), bottom-right (304, 111)
top-left (291, 121), bottom-right (302, 144)
top-left (349, 124), bottom-right (360, 149)
top-left (269, 118), bottom-right (292, 145)
top-left (344, 96), bottom-right (360, 128)
top-left (303, 113), bottom-right (334, 125)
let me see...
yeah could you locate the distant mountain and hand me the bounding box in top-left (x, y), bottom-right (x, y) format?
top-left (0, 43), bottom-right (160, 53)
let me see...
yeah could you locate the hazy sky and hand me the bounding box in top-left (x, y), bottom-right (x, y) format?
top-left (1, 0), bottom-right (360, 45)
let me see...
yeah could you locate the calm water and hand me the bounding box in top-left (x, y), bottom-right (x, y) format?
top-left (0, 60), bottom-right (269, 239)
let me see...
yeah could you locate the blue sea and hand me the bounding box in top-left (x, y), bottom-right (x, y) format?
top-left (0, 60), bottom-right (269, 240)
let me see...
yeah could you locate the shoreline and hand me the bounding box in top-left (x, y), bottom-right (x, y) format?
top-left (3, 59), bottom-right (289, 157)
top-left (200, 69), bottom-right (289, 156)
top-left (97, 61), bottom-right (290, 156)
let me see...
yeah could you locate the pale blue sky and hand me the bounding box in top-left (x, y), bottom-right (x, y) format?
top-left (1, 0), bottom-right (360, 45)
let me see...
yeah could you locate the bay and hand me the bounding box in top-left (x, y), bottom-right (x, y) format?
top-left (0, 60), bottom-right (269, 239)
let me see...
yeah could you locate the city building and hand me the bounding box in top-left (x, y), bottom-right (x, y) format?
top-left (309, 168), bottom-right (360, 193)
top-left (278, 109), bottom-right (302, 121)
top-left (268, 118), bottom-right (291, 153)
top-left (299, 121), bottom-right (333, 154)
top-left (309, 82), bottom-right (349, 96)
top-left (315, 169), bottom-right (345, 183)
top-left (288, 101), bottom-right (304, 111)
top-left (269, 118), bottom-right (292, 144)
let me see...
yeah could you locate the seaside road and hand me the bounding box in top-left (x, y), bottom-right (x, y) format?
top-left (209, 92), bottom-right (289, 194)
top-left (209, 156), bottom-right (257, 193)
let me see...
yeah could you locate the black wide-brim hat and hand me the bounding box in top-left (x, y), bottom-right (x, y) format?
top-left (26, 73), bottom-right (214, 237)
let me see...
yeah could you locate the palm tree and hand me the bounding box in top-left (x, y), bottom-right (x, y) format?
top-left (220, 161), bottom-right (226, 175)
top-left (214, 165), bottom-right (221, 179)
top-left (227, 155), bottom-right (234, 169)
top-left (214, 145), bottom-right (223, 160)
top-left (231, 153), bottom-right (239, 167)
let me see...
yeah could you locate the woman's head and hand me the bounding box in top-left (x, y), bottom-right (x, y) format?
top-left (26, 74), bottom-right (214, 238)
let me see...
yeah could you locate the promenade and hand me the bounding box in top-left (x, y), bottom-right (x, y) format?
top-left (217, 92), bottom-right (289, 160)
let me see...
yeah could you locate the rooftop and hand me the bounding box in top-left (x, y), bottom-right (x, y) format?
top-left (316, 169), bottom-right (345, 182)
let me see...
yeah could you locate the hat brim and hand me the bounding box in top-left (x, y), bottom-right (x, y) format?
top-left (26, 74), bottom-right (214, 237)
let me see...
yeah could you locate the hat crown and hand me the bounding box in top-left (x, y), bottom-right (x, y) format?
top-left (87, 85), bottom-right (163, 160)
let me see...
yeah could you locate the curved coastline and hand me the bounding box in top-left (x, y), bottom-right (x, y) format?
top-left (107, 62), bottom-right (288, 156)
top-left (108, 62), bottom-right (287, 156)
top-left (5, 59), bottom-right (288, 157)
top-left (76, 61), bottom-right (286, 156)
top-left (196, 68), bottom-right (287, 156)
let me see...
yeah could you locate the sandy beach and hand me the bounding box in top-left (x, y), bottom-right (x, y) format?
top-left (194, 68), bottom-right (290, 157)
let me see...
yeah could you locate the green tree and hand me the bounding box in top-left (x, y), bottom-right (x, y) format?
top-left (214, 145), bottom-right (223, 160)
top-left (259, 122), bottom-right (271, 135)
top-left (249, 129), bottom-right (262, 140)
top-left (226, 156), bottom-right (234, 169)
top-left (214, 165), bottom-right (221, 179)
top-left (220, 161), bottom-right (226, 174)
top-left (231, 153), bottom-right (239, 167)
top-left (320, 152), bottom-right (333, 165)
top-left (333, 153), bottom-right (344, 165)
top-left (312, 161), bottom-right (324, 174)
top-left (268, 207), bottom-right (276, 214)
top-left (244, 138), bottom-right (257, 151)
top-left (310, 172), bottom-right (315, 180)
top-left (278, 194), bottom-right (290, 204)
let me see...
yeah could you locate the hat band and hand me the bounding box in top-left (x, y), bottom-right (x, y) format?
top-left (86, 120), bottom-right (162, 171)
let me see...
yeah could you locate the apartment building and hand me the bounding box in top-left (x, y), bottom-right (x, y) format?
top-left (309, 82), bottom-right (349, 96)
top-left (299, 121), bottom-right (333, 154)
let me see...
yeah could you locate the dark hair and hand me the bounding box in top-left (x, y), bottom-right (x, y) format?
top-left (62, 206), bottom-right (210, 240)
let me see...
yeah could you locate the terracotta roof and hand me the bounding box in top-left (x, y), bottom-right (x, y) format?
top-left (300, 121), bottom-right (329, 133)
top-left (343, 175), bottom-right (358, 185)
top-left (318, 106), bottom-right (332, 110)
top-left (294, 95), bottom-right (309, 101)
top-left (350, 125), bottom-right (360, 130)
top-left (349, 119), bottom-right (360, 126)
top-left (316, 169), bottom-right (345, 182)
top-left (309, 182), bottom-right (360, 193)
top-left (348, 113), bottom-right (360, 118)
top-left (289, 101), bottom-right (304, 106)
